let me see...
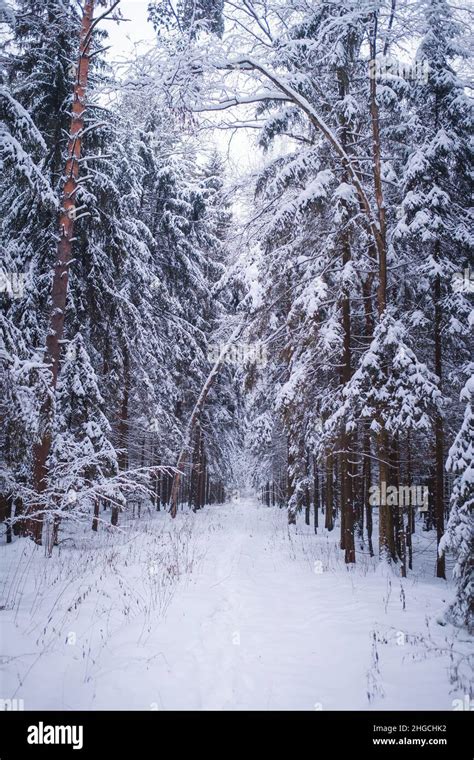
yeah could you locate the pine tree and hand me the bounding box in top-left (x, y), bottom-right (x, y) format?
top-left (0, 314), bottom-right (47, 540)
top-left (149, 0), bottom-right (224, 38)
top-left (46, 333), bottom-right (120, 547)
top-left (440, 374), bottom-right (474, 632)
top-left (1, 0), bottom-right (80, 349)
top-left (396, 0), bottom-right (473, 576)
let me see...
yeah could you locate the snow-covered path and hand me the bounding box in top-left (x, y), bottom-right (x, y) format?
top-left (159, 497), bottom-right (370, 710)
top-left (150, 498), bottom-right (460, 711)
top-left (1, 498), bottom-right (468, 710)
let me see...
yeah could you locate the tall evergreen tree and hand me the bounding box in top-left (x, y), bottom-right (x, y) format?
top-left (440, 374), bottom-right (474, 632)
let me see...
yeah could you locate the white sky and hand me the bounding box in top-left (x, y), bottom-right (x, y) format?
top-left (106, 1), bottom-right (155, 61)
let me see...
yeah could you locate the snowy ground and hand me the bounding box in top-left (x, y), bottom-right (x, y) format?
top-left (0, 498), bottom-right (471, 710)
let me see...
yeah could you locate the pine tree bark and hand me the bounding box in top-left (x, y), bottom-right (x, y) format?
top-left (378, 432), bottom-right (394, 561)
top-left (393, 438), bottom-right (406, 577)
top-left (112, 351), bottom-right (129, 526)
top-left (363, 431), bottom-right (374, 557)
top-left (190, 425), bottom-right (200, 510)
top-left (287, 443), bottom-right (297, 524)
top-left (155, 453), bottom-right (162, 511)
top-left (369, 13), bottom-right (394, 562)
top-left (362, 273), bottom-right (375, 558)
top-left (406, 432), bottom-right (415, 568)
top-left (92, 498), bottom-right (100, 532)
top-left (325, 453), bottom-right (334, 531)
top-left (12, 496), bottom-right (25, 537)
top-left (199, 449), bottom-right (206, 509)
top-left (27, 0), bottom-right (96, 543)
top-left (369, 15), bottom-right (387, 319)
top-left (27, 2), bottom-right (123, 543)
top-left (0, 494), bottom-right (12, 544)
top-left (304, 480), bottom-right (311, 526)
top-left (434, 267), bottom-right (446, 578)
top-left (335, 64), bottom-right (356, 563)
top-left (313, 457), bottom-right (319, 534)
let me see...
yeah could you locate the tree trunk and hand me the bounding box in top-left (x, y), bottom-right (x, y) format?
top-left (393, 438), bottom-right (406, 577)
top-left (113, 352), bottom-right (129, 526)
top-left (341, 444), bottom-right (355, 563)
top-left (369, 13), bottom-right (392, 562)
top-left (325, 453), bottom-right (334, 531)
top-left (363, 432), bottom-right (374, 557)
top-left (28, 0), bottom-right (97, 543)
top-left (11, 496), bottom-right (25, 537)
top-left (92, 498), bottom-right (100, 532)
top-left (355, 454), bottom-right (364, 548)
top-left (190, 425), bottom-right (201, 510)
top-left (0, 493), bottom-right (13, 544)
top-left (200, 449), bottom-right (206, 509)
top-left (369, 14), bottom-right (387, 318)
top-left (335, 64), bottom-right (355, 563)
top-left (155, 453), bottom-right (161, 511)
top-left (287, 434), bottom-right (297, 524)
top-left (194, 428), bottom-right (205, 512)
top-left (434, 268), bottom-right (446, 578)
top-left (378, 429), bottom-right (394, 561)
top-left (406, 432), bottom-right (413, 569)
top-left (313, 457), bottom-right (319, 534)
top-left (304, 479), bottom-right (310, 526)
top-left (340, 449), bottom-right (346, 550)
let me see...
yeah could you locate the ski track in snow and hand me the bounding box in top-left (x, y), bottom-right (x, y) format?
top-left (0, 498), bottom-right (470, 710)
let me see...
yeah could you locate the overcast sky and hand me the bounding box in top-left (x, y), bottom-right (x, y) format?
top-left (106, 1), bottom-right (155, 60)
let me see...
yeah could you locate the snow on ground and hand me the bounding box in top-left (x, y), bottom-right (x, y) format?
top-left (0, 498), bottom-right (471, 710)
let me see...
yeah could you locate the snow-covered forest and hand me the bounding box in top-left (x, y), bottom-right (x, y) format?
top-left (0, 0), bottom-right (473, 716)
